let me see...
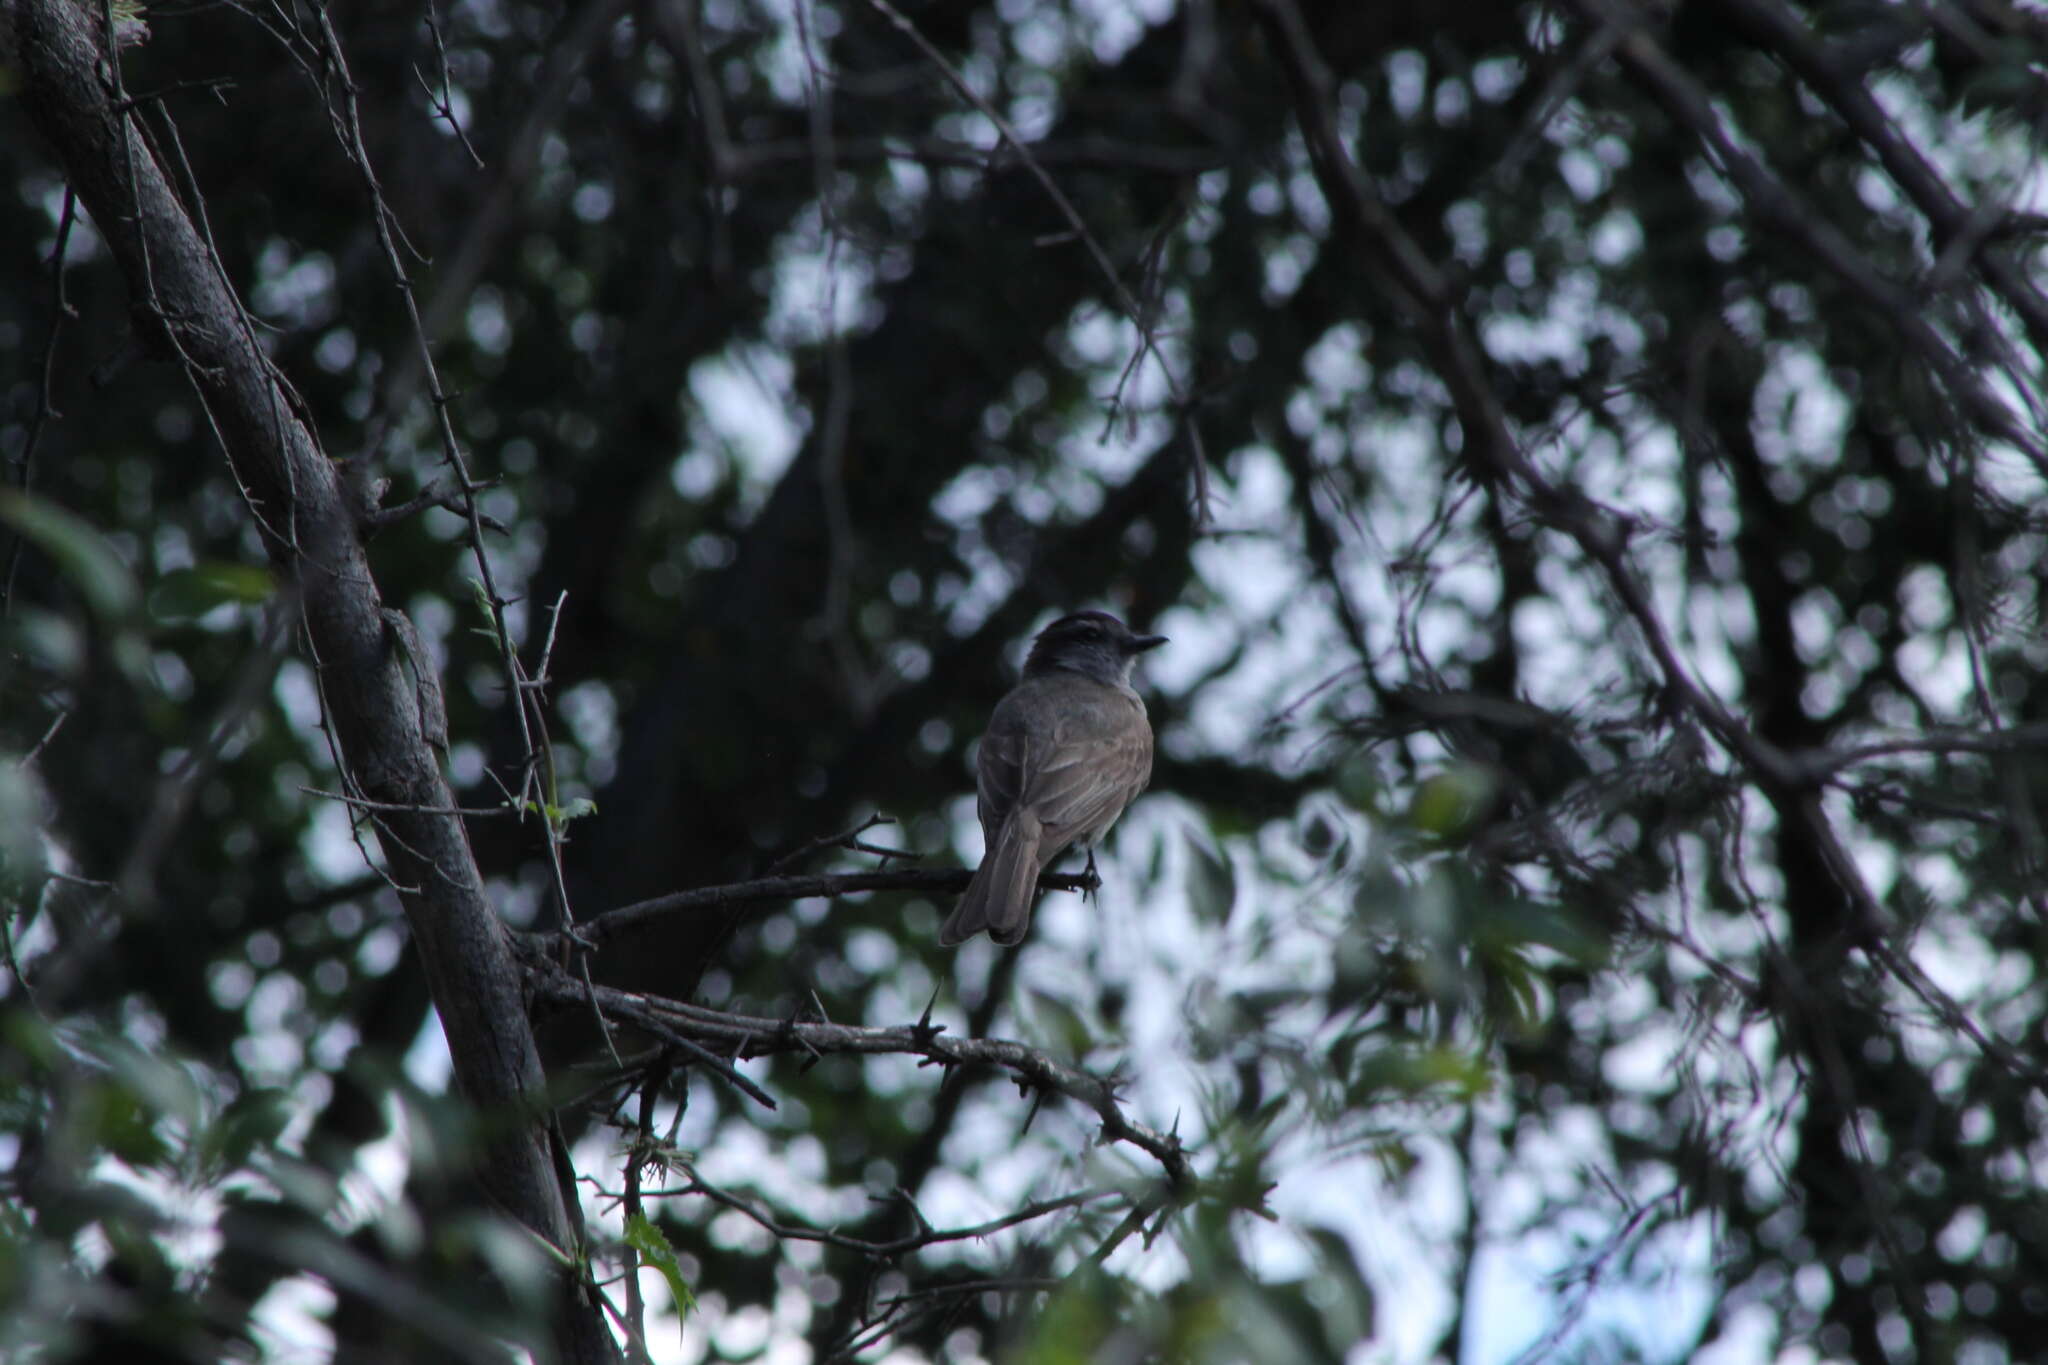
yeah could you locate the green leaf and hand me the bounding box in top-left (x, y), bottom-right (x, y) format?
top-left (3, 1010), bottom-right (59, 1069)
top-left (148, 562), bottom-right (274, 621)
top-left (0, 760), bottom-right (49, 895)
top-left (1369, 1138), bottom-right (1419, 1182)
top-left (1407, 765), bottom-right (1497, 839)
top-left (1230, 987), bottom-right (1307, 1023)
top-left (1303, 1225), bottom-right (1376, 1347)
top-left (81, 1081), bottom-right (170, 1168)
top-left (1025, 987), bottom-right (1094, 1056)
top-left (1489, 948), bottom-right (1544, 1033)
top-left (1184, 832), bottom-right (1236, 925)
top-left (0, 490), bottom-right (139, 622)
top-left (1018, 1272), bottom-right (1119, 1363)
top-left (552, 796), bottom-right (598, 825)
top-left (1960, 46), bottom-right (2040, 111)
top-left (1334, 754), bottom-right (1381, 813)
top-left (1220, 1275), bottom-right (1332, 1363)
top-left (267, 1155), bottom-right (343, 1216)
top-left (1499, 901), bottom-right (1610, 967)
top-left (200, 1089), bottom-right (293, 1179)
top-left (1350, 1044), bottom-right (1492, 1102)
top-left (105, 1043), bottom-right (204, 1131)
top-left (624, 1211), bottom-right (696, 1318)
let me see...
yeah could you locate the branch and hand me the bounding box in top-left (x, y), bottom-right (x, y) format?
top-left (1794, 723), bottom-right (2048, 783)
top-left (1559, 0), bottom-right (2043, 465)
top-left (579, 866), bottom-right (1100, 948)
top-left (858, 0), bottom-right (1213, 505)
top-left (628, 1166), bottom-right (1118, 1259)
top-left (533, 972), bottom-right (1195, 1188)
top-left (1250, 0), bottom-right (2042, 1098)
top-left (764, 811), bottom-right (914, 875)
top-left (723, 134), bottom-right (1226, 178)
top-left (8, 8), bottom-right (616, 1359)
top-left (1702, 0), bottom-right (2048, 358)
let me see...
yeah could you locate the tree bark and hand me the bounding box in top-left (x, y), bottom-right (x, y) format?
top-left (8, 3), bottom-right (618, 1359)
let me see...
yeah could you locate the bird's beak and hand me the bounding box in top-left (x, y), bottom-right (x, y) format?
top-left (1130, 633), bottom-right (1168, 653)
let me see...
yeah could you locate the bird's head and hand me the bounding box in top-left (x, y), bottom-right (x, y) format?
top-left (1022, 610), bottom-right (1168, 686)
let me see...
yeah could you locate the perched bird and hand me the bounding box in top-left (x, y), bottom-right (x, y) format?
top-left (941, 611), bottom-right (1166, 947)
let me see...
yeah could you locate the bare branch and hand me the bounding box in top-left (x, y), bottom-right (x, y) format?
top-left (579, 866), bottom-right (1099, 947)
top-left (764, 810), bottom-right (914, 876)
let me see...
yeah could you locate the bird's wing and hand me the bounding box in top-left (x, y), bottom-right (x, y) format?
top-left (1017, 696), bottom-right (1154, 849)
top-left (975, 700), bottom-right (1032, 837)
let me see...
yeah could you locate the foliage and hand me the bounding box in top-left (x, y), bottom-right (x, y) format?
top-left (5, 0), bottom-right (2048, 1361)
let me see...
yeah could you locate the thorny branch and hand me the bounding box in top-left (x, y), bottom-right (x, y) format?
top-left (529, 967), bottom-right (1197, 1189)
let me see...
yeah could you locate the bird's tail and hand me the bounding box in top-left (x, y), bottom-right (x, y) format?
top-left (940, 812), bottom-right (1043, 946)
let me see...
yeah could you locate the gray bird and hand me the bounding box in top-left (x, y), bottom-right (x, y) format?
top-left (941, 611), bottom-right (1167, 947)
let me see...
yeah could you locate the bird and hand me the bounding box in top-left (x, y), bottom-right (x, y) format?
top-left (940, 610), bottom-right (1166, 947)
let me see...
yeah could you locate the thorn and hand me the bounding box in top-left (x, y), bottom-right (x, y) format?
top-left (894, 1186), bottom-right (933, 1237)
top-left (1020, 1087), bottom-right (1048, 1136)
top-left (776, 1002), bottom-right (825, 1073)
top-left (912, 983), bottom-right (947, 1045)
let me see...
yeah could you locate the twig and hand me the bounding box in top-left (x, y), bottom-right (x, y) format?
top-left (299, 786), bottom-right (515, 818)
top-left (363, 475), bottom-right (510, 534)
top-left (581, 866), bottom-right (1099, 946)
top-left (643, 1165), bottom-right (1116, 1258)
top-left (3, 187), bottom-right (77, 615)
top-left (416, 0), bottom-right (484, 169)
top-left (764, 810), bottom-right (913, 875)
top-left (20, 709), bottom-right (70, 767)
